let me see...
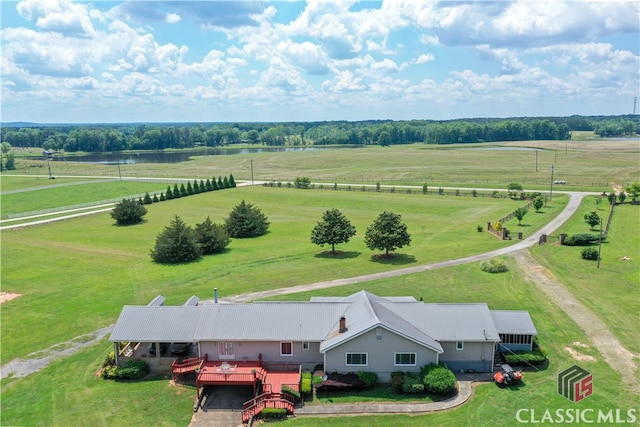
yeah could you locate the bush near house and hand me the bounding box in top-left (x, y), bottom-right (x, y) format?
top-left (117, 359), bottom-right (150, 380)
top-left (402, 373), bottom-right (425, 393)
top-left (262, 408), bottom-right (287, 420)
top-left (357, 371), bottom-right (379, 388)
top-left (281, 385), bottom-right (301, 400)
top-left (422, 364), bottom-right (457, 395)
top-left (301, 372), bottom-right (312, 394)
top-left (504, 350), bottom-right (547, 366)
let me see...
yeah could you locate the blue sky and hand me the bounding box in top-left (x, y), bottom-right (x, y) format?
top-left (1, 0), bottom-right (639, 123)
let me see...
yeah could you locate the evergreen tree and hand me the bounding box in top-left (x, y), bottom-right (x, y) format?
top-left (159, 193), bottom-right (166, 201)
top-left (152, 194), bottom-right (159, 203)
top-left (310, 209), bottom-right (356, 254)
top-left (199, 180), bottom-right (206, 193)
top-left (225, 200), bottom-right (270, 238)
top-left (364, 211), bottom-right (411, 256)
top-left (150, 216), bottom-right (201, 264)
top-left (186, 181), bottom-right (194, 195)
top-left (228, 174), bottom-right (236, 188)
top-left (205, 179), bottom-right (213, 191)
top-left (223, 176), bottom-right (230, 188)
top-left (166, 186), bottom-right (174, 199)
top-left (173, 184), bottom-right (181, 198)
top-left (217, 176), bottom-right (224, 189)
top-left (194, 217), bottom-right (230, 254)
top-left (110, 198), bottom-right (148, 225)
top-left (180, 183), bottom-right (188, 197)
top-left (143, 192), bottom-right (153, 204)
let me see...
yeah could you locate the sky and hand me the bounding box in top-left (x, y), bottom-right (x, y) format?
top-left (1, 0), bottom-right (639, 124)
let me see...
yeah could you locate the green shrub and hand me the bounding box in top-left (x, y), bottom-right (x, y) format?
top-left (422, 364), bottom-right (457, 395)
top-left (117, 359), bottom-right (149, 380)
top-left (581, 247), bottom-right (599, 261)
top-left (102, 351), bottom-right (115, 368)
top-left (480, 258), bottom-right (508, 273)
top-left (357, 371), bottom-right (379, 389)
top-left (476, 225), bottom-right (483, 232)
top-left (504, 350), bottom-right (547, 366)
top-left (262, 407), bottom-right (287, 419)
top-left (101, 365), bottom-right (119, 379)
top-left (312, 375), bottom-right (323, 387)
top-left (390, 371), bottom-right (405, 392)
top-left (281, 385), bottom-right (300, 399)
top-left (301, 372), bottom-right (312, 394)
top-left (402, 373), bottom-right (425, 393)
top-left (563, 233), bottom-right (604, 246)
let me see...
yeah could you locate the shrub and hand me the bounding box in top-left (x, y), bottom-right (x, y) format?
top-left (391, 371), bottom-right (405, 392)
top-left (110, 198), bottom-right (148, 225)
top-left (402, 373), bottom-right (425, 393)
top-left (504, 350), bottom-right (547, 366)
top-left (438, 187), bottom-right (444, 195)
top-left (563, 233), bottom-right (603, 246)
top-left (581, 247), bottom-right (599, 261)
top-left (471, 189), bottom-right (478, 197)
top-left (422, 184), bottom-right (428, 194)
top-left (102, 365), bottom-right (119, 379)
top-left (476, 225), bottom-right (483, 232)
top-left (262, 407), bottom-right (287, 420)
top-left (480, 258), bottom-right (508, 273)
top-left (102, 351), bottom-right (115, 368)
top-left (492, 221), bottom-right (503, 232)
top-left (281, 385), bottom-right (300, 399)
top-left (422, 364), bottom-right (457, 395)
top-left (117, 359), bottom-right (149, 380)
top-left (357, 371), bottom-right (379, 389)
top-left (294, 176), bottom-right (311, 189)
top-left (301, 372), bottom-right (312, 394)
top-left (312, 375), bottom-right (323, 387)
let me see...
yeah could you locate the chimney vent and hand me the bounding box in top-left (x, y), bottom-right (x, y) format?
top-left (339, 316), bottom-right (347, 333)
top-left (214, 288), bottom-right (218, 304)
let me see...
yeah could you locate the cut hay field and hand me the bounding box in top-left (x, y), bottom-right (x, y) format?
top-left (8, 140), bottom-right (640, 191)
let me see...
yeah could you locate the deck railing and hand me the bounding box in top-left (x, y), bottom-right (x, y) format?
top-left (241, 392), bottom-right (295, 423)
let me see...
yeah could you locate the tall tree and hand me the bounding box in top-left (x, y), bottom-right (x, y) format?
top-left (225, 200), bottom-right (270, 238)
top-left (150, 216), bottom-right (201, 264)
top-left (310, 208), bottom-right (356, 254)
top-left (194, 217), bottom-right (230, 254)
top-left (364, 211), bottom-right (411, 256)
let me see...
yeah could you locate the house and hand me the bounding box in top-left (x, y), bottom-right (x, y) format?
top-left (110, 290), bottom-right (537, 380)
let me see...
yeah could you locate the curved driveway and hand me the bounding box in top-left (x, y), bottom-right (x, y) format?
top-left (0, 191), bottom-right (587, 380)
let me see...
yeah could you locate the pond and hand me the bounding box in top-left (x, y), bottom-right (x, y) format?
top-left (36, 146), bottom-right (356, 165)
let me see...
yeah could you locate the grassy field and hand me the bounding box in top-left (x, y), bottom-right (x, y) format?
top-left (1, 142), bottom-right (638, 426)
top-left (7, 140), bottom-right (639, 191)
top-left (2, 186), bottom-right (562, 365)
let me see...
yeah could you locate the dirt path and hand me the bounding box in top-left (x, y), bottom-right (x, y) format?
top-left (513, 250), bottom-right (639, 394)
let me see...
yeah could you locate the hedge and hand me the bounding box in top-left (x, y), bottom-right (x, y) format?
top-left (563, 233), bottom-right (605, 246)
top-left (117, 359), bottom-right (149, 380)
top-left (262, 407), bottom-right (287, 420)
top-left (504, 350), bottom-right (547, 366)
top-left (422, 364), bottom-right (457, 395)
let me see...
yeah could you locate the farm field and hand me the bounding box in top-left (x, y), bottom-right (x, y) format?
top-left (7, 140), bottom-right (640, 191)
top-left (1, 141), bottom-right (638, 426)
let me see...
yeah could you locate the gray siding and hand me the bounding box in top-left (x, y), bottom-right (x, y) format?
top-left (324, 328), bottom-right (439, 381)
top-left (439, 341), bottom-right (495, 372)
top-left (199, 340), bottom-right (323, 371)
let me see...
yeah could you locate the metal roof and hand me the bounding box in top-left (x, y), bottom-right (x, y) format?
top-left (491, 310), bottom-right (538, 335)
top-left (109, 306), bottom-right (201, 342)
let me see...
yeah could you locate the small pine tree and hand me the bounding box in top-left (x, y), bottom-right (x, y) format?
top-left (223, 176), bottom-right (230, 188)
top-left (159, 193), bottom-right (166, 201)
top-left (143, 192), bottom-right (153, 204)
top-left (152, 194), bottom-right (159, 203)
top-left (422, 184), bottom-right (428, 194)
top-left (194, 217), bottom-right (230, 254)
top-left (228, 174), bottom-right (236, 188)
top-left (199, 180), bottom-right (206, 193)
top-left (150, 216), bottom-right (201, 264)
top-left (192, 180), bottom-right (200, 194)
top-left (180, 183), bottom-right (188, 197)
top-left (217, 176), bottom-right (224, 189)
top-left (111, 198), bottom-right (148, 225)
top-left (225, 200), bottom-right (270, 238)
top-left (186, 181), bottom-right (194, 195)
top-left (173, 184), bottom-right (181, 198)
top-left (205, 179), bottom-right (213, 191)
top-left (166, 186), bottom-right (174, 200)
top-left (211, 178), bottom-right (219, 190)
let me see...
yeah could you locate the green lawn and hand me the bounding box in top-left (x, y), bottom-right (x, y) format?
top-left (529, 199), bottom-right (640, 354)
top-left (2, 186), bottom-right (555, 364)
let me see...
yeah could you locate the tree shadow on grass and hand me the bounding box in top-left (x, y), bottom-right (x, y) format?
top-left (369, 253), bottom-right (417, 265)
top-left (314, 251), bottom-right (361, 259)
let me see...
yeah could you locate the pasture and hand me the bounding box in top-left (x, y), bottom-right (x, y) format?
top-left (1, 141), bottom-right (638, 426)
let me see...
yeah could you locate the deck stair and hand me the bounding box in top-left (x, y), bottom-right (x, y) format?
top-left (241, 392), bottom-right (295, 424)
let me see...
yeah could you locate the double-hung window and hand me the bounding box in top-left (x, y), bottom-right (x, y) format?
top-left (346, 352), bottom-right (368, 366)
top-left (394, 352), bottom-right (417, 366)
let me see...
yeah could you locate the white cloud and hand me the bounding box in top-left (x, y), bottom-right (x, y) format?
top-left (166, 13), bottom-right (181, 24)
top-left (16, 0), bottom-right (96, 38)
top-left (414, 54), bottom-right (434, 64)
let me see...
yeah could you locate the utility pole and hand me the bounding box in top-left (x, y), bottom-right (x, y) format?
top-left (250, 159), bottom-right (254, 186)
top-left (535, 151), bottom-right (538, 172)
top-left (549, 164), bottom-right (554, 202)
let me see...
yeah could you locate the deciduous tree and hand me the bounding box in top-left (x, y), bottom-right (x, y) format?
top-left (364, 211), bottom-right (411, 256)
top-left (310, 209), bottom-right (356, 254)
top-left (584, 211), bottom-right (601, 229)
top-left (513, 207), bottom-right (528, 225)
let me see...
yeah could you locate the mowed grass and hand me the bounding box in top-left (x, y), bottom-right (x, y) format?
top-left (1, 186), bottom-right (555, 364)
top-left (9, 140), bottom-right (639, 191)
top-left (2, 257), bottom-right (637, 427)
top-left (529, 199), bottom-right (640, 354)
top-left (0, 177), bottom-right (170, 216)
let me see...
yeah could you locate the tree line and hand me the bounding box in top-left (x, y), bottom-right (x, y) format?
top-left (1, 115), bottom-right (638, 153)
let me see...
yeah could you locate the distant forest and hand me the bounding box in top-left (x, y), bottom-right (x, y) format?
top-left (1, 115), bottom-right (638, 153)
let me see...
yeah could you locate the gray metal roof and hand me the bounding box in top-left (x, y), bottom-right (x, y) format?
top-left (109, 306), bottom-right (201, 342)
top-left (491, 310), bottom-right (538, 335)
top-left (320, 291), bottom-right (443, 353)
top-left (387, 302), bottom-right (501, 342)
top-left (193, 302), bottom-right (349, 341)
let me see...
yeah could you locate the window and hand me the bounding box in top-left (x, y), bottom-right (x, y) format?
top-left (346, 352), bottom-right (368, 366)
top-left (302, 341), bottom-right (310, 350)
top-left (218, 342), bottom-right (235, 359)
top-left (281, 342), bottom-right (293, 356)
top-left (456, 341), bottom-right (464, 351)
top-left (394, 352), bottom-right (417, 366)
